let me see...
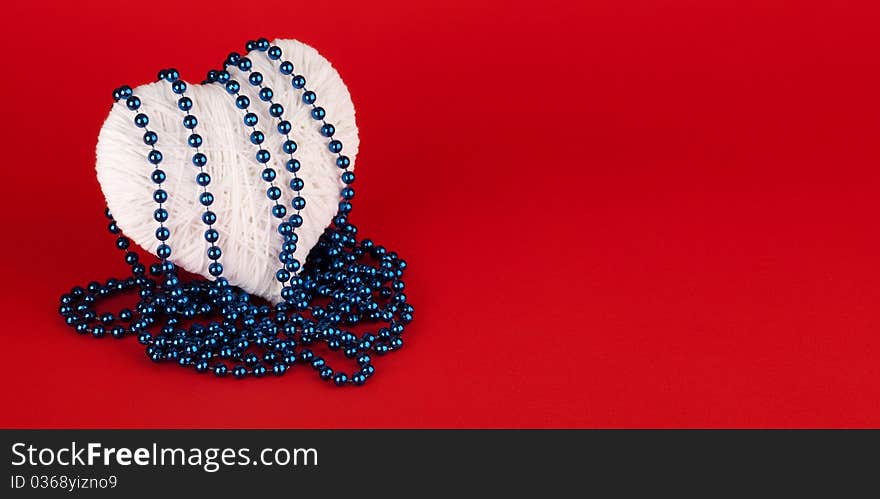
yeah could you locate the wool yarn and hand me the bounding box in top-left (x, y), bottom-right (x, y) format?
top-left (96, 39), bottom-right (358, 303)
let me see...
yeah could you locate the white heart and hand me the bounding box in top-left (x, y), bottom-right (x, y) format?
top-left (96, 39), bottom-right (358, 303)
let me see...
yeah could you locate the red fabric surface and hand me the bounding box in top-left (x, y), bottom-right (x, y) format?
top-left (1, 0), bottom-right (879, 428)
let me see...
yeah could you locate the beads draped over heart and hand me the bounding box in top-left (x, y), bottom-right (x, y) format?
top-left (58, 38), bottom-right (414, 386)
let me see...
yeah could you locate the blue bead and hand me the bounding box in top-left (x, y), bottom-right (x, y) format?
top-left (143, 131), bottom-right (158, 145)
top-left (233, 365), bottom-right (247, 378)
top-left (151, 170), bottom-right (166, 184)
top-left (255, 149), bottom-right (271, 163)
top-left (209, 262), bottom-right (224, 277)
top-left (153, 189), bottom-right (167, 203)
top-left (248, 72), bottom-right (263, 86)
top-left (282, 140), bottom-right (297, 154)
top-left (216, 70), bottom-right (231, 83)
top-left (333, 373), bottom-right (348, 386)
top-left (177, 97), bottom-right (192, 111)
top-left (134, 113), bottom-right (149, 127)
top-left (259, 87), bottom-right (273, 101)
top-left (271, 205), bottom-right (287, 218)
top-left (268, 46), bottom-right (282, 59)
top-left (302, 91), bottom-right (316, 104)
top-left (285, 159), bottom-right (301, 173)
top-left (192, 153), bottom-right (207, 167)
top-left (237, 57), bottom-right (253, 71)
top-left (199, 192), bottom-right (214, 206)
top-left (277, 120), bottom-right (291, 134)
top-left (235, 95), bottom-right (250, 109)
top-left (155, 226), bottom-right (170, 241)
top-left (126, 96), bottom-right (141, 110)
top-left (196, 172), bottom-right (211, 186)
top-left (157, 244), bottom-right (171, 259)
top-left (267, 186), bottom-right (281, 200)
top-left (269, 103), bottom-right (284, 117)
top-left (311, 107), bottom-right (326, 120)
top-left (183, 115), bottom-right (198, 129)
top-left (319, 367), bottom-right (333, 380)
top-left (148, 150), bottom-right (163, 165)
top-left (171, 80), bottom-right (187, 94)
top-left (256, 38), bottom-right (270, 51)
top-left (336, 156), bottom-right (351, 168)
top-left (204, 228), bottom-right (219, 242)
top-left (225, 80), bottom-right (240, 94)
top-left (342, 187), bottom-right (355, 200)
top-left (165, 68), bottom-right (180, 82)
top-left (245, 40), bottom-right (257, 52)
top-left (292, 196), bottom-right (306, 210)
top-left (320, 124), bottom-right (335, 137)
top-left (202, 211), bottom-right (217, 224)
top-left (207, 245), bottom-right (222, 260)
top-left (289, 178), bottom-right (304, 191)
top-left (214, 364), bottom-right (228, 377)
top-left (244, 113), bottom-right (258, 126)
top-left (188, 134), bottom-right (203, 148)
top-left (262, 168), bottom-right (277, 182)
top-left (279, 61), bottom-right (294, 74)
top-left (329, 140), bottom-right (343, 153)
top-left (226, 52), bottom-right (241, 66)
top-left (250, 130), bottom-right (265, 144)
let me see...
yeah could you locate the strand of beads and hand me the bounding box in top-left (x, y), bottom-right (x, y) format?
top-left (217, 47), bottom-right (308, 308)
top-left (158, 68), bottom-right (226, 281)
top-left (243, 37), bottom-right (413, 385)
top-left (156, 68), bottom-right (235, 373)
top-left (59, 85), bottom-right (172, 345)
top-left (58, 40), bottom-right (414, 386)
top-left (93, 83), bottom-right (286, 379)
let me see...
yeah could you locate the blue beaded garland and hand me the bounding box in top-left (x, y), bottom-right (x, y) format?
top-left (61, 41), bottom-right (414, 386)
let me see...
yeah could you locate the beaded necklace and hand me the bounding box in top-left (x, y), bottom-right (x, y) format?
top-left (58, 38), bottom-right (413, 386)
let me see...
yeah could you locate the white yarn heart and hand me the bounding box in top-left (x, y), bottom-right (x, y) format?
top-left (96, 39), bottom-right (358, 303)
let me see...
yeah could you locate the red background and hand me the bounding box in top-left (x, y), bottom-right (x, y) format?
top-left (1, 0), bottom-right (879, 428)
